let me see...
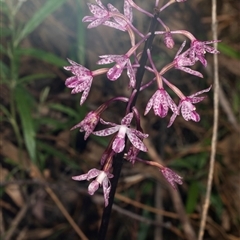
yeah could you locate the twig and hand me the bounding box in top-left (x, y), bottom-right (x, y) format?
top-left (4, 199), bottom-right (29, 240)
top-left (44, 187), bottom-right (88, 240)
top-left (154, 120), bottom-right (166, 240)
top-left (112, 204), bottom-right (169, 228)
top-left (169, 189), bottom-right (197, 240)
top-left (92, 196), bottom-right (184, 238)
top-left (1, 139), bottom-right (88, 239)
top-left (144, 137), bottom-right (197, 240)
top-left (16, 227), bottom-right (28, 240)
top-left (0, 207), bottom-right (5, 235)
top-left (218, 84), bottom-right (240, 133)
top-left (154, 182), bottom-right (163, 240)
top-left (198, 0), bottom-right (219, 239)
top-left (115, 193), bottom-right (178, 219)
top-left (112, 205), bottom-right (184, 238)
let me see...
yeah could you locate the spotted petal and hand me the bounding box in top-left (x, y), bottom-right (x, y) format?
top-left (72, 168), bottom-right (101, 181)
top-left (121, 112), bottom-right (133, 126)
top-left (127, 61), bottom-right (136, 88)
top-left (93, 126), bottom-right (120, 136)
top-left (161, 167), bottom-right (183, 189)
top-left (88, 3), bottom-right (108, 17)
top-left (127, 130), bottom-right (147, 152)
top-left (124, 0), bottom-right (133, 23)
top-left (112, 136), bottom-right (126, 153)
top-left (99, 118), bottom-right (117, 126)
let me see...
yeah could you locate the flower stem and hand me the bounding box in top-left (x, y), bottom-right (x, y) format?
top-left (97, 11), bottom-right (160, 240)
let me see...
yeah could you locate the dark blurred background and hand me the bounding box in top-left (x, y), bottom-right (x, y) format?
top-left (1, 0), bottom-right (239, 239)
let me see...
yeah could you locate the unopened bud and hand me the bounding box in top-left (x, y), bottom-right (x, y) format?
top-left (161, 167), bottom-right (183, 189)
top-left (164, 32), bottom-right (175, 49)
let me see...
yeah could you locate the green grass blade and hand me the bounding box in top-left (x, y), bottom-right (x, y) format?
top-left (18, 73), bottom-right (55, 85)
top-left (76, 0), bottom-right (86, 64)
top-left (16, 48), bottom-right (67, 67)
top-left (15, 86), bottom-right (37, 163)
top-left (49, 103), bottom-right (80, 118)
top-left (186, 181), bottom-right (199, 214)
top-left (218, 43), bottom-right (240, 59)
top-left (0, 60), bottom-right (10, 80)
top-left (0, 43), bottom-right (7, 54)
top-left (15, 0), bottom-right (67, 45)
top-left (37, 141), bottom-right (80, 169)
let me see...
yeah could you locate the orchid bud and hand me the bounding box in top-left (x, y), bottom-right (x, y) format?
top-left (164, 32), bottom-right (175, 49)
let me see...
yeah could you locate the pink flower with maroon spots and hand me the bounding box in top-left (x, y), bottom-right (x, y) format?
top-left (168, 85), bottom-right (212, 127)
top-left (82, 0), bottom-right (130, 31)
top-left (125, 130), bottom-right (148, 164)
top-left (125, 145), bottom-right (140, 164)
top-left (93, 112), bottom-right (148, 153)
top-left (71, 111), bottom-right (100, 140)
top-left (144, 88), bottom-right (178, 118)
top-left (64, 58), bottom-right (93, 105)
top-left (189, 39), bottom-right (220, 67)
top-left (82, 0), bottom-right (110, 29)
top-left (160, 167), bottom-right (183, 189)
top-left (72, 168), bottom-right (113, 207)
top-left (107, 0), bottom-right (133, 31)
top-left (97, 54), bottom-right (136, 88)
top-left (173, 41), bottom-right (203, 78)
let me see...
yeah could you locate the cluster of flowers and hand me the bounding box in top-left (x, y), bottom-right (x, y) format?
top-left (64, 0), bottom-right (219, 207)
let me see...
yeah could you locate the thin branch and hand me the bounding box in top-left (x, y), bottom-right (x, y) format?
top-left (0, 139), bottom-right (88, 239)
top-left (115, 193), bottom-right (178, 219)
top-left (93, 196), bottom-right (184, 238)
top-left (144, 137), bottom-right (197, 240)
top-left (4, 200), bottom-right (29, 240)
top-left (198, 0), bottom-right (219, 239)
top-left (44, 187), bottom-right (88, 240)
top-left (218, 84), bottom-right (240, 133)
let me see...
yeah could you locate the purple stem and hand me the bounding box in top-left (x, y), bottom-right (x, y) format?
top-left (97, 11), bottom-right (160, 240)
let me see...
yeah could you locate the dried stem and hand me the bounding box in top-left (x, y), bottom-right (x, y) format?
top-left (198, 0), bottom-right (219, 239)
top-left (4, 199), bottom-right (29, 240)
top-left (144, 137), bottom-right (197, 240)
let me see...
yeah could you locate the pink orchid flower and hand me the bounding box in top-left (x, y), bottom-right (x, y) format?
top-left (144, 88), bottom-right (178, 118)
top-left (97, 54), bottom-right (136, 88)
top-left (64, 59), bottom-right (93, 105)
top-left (107, 0), bottom-right (133, 31)
top-left (93, 112), bottom-right (148, 153)
top-left (168, 85), bottom-right (212, 127)
top-left (71, 111), bottom-right (100, 140)
top-left (189, 39), bottom-right (220, 67)
top-left (173, 41), bottom-right (203, 78)
top-left (72, 168), bottom-right (113, 207)
top-left (83, 0), bottom-right (132, 31)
